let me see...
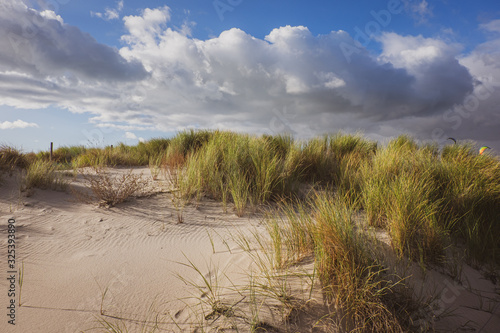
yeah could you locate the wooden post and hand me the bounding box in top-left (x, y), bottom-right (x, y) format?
top-left (110, 145), bottom-right (113, 150)
top-left (50, 142), bottom-right (53, 161)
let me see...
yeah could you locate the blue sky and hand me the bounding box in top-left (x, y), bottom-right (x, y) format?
top-left (1, 0), bottom-right (500, 153)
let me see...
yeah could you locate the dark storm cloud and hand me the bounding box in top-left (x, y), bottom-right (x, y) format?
top-left (0, 0), bottom-right (148, 82)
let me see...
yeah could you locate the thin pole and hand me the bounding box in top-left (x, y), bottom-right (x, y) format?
top-left (50, 142), bottom-right (53, 161)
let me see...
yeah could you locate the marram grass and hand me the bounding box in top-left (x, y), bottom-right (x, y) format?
top-left (361, 137), bottom-right (500, 264)
top-left (263, 193), bottom-right (413, 332)
top-left (2, 130), bottom-right (499, 267)
top-left (23, 159), bottom-right (67, 190)
top-left (0, 130), bottom-right (492, 332)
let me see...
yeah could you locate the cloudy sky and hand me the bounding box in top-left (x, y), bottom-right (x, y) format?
top-left (1, 0), bottom-right (499, 152)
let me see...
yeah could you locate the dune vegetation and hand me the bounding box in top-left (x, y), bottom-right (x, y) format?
top-left (2, 129), bottom-right (499, 331)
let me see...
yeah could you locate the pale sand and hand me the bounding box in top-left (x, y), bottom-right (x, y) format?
top-left (0, 168), bottom-right (264, 332)
top-left (0, 167), bottom-right (499, 332)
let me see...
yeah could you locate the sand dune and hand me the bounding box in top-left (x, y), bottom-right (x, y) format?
top-left (1, 167), bottom-right (499, 332)
top-left (0, 168), bottom-right (263, 332)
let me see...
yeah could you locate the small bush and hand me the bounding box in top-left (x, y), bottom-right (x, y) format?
top-left (76, 167), bottom-right (148, 207)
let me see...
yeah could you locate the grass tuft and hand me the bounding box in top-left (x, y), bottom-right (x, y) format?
top-left (0, 145), bottom-right (28, 172)
top-left (23, 160), bottom-right (68, 191)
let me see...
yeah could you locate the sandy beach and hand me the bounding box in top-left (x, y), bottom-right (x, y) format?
top-left (2, 0), bottom-right (500, 331)
top-left (1, 167), bottom-right (499, 332)
top-left (0, 168), bottom-right (267, 332)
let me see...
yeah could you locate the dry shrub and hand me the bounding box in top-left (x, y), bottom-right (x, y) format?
top-left (75, 167), bottom-right (149, 207)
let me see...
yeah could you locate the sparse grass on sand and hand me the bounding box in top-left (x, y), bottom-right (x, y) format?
top-left (23, 159), bottom-right (68, 191)
top-left (361, 136), bottom-right (500, 265)
top-left (13, 131), bottom-right (497, 267)
top-left (1, 145), bottom-right (68, 192)
top-left (171, 131), bottom-right (377, 217)
top-left (262, 193), bottom-right (417, 332)
top-left (71, 145), bottom-right (146, 168)
top-left (4, 130), bottom-right (500, 332)
top-left (0, 145), bottom-right (29, 173)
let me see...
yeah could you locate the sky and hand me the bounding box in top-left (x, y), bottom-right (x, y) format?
top-left (0, 0), bottom-right (500, 153)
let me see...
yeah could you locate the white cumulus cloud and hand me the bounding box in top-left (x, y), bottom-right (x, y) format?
top-left (125, 131), bottom-right (137, 139)
top-left (0, 3), bottom-right (498, 150)
top-left (402, 0), bottom-right (433, 24)
top-left (91, 0), bottom-right (124, 21)
top-left (0, 119), bottom-right (39, 129)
